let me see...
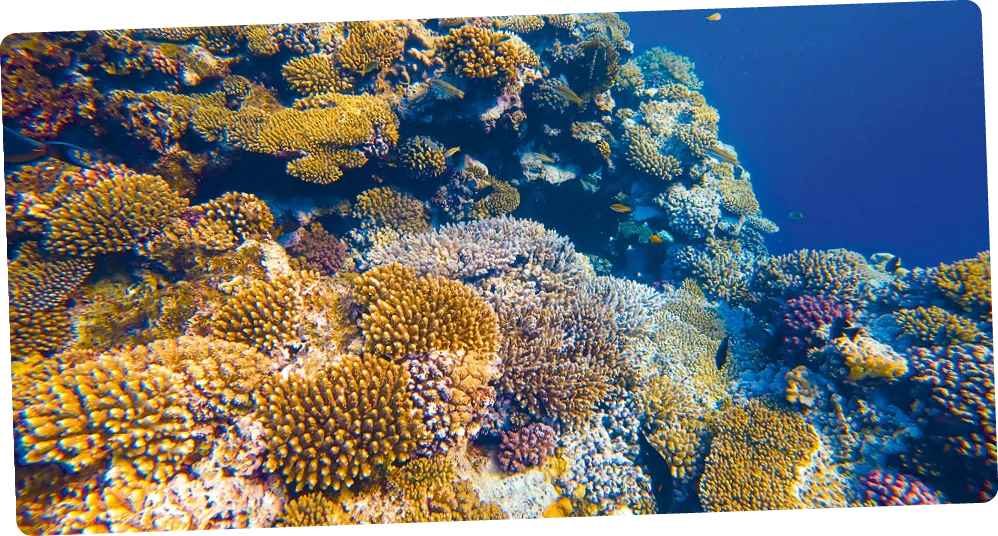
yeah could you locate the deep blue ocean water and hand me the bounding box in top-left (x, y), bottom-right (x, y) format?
top-left (622, 1), bottom-right (988, 268)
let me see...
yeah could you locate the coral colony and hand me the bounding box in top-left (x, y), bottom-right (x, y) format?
top-left (3, 13), bottom-right (994, 534)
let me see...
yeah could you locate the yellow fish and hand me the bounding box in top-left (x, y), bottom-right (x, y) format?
top-left (360, 60), bottom-right (381, 76)
top-left (705, 13), bottom-right (722, 23)
top-left (610, 203), bottom-right (631, 213)
top-left (552, 79), bottom-right (584, 106)
top-left (705, 145), bottom-right (739, 166)
top-left (536, 153), bottom-right (556, 163)
top-left (444, 147), bottom-right (461, 157)
top-left (649, 235), bottom-right (663, 244)
top-left (429, 78), bottom-right (465, 99)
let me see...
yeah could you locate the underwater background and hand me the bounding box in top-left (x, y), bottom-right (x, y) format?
top-left (2, 2), bottom-right (995, 534)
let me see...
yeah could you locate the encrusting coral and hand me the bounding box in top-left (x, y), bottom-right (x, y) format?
top-left (351, 263), bottom-right (500, 361)
top-left (255, 354), bottom-right (426, 492)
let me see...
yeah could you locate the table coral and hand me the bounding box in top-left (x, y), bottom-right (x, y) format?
top-left (352, 263), bottom-right (500, 360)
top-left (699, 400), bottom-right (820, 512)
top-left (282, 53), bottom-right (352, 96)
top-left (256, 354), bottom-right (426, 492)
top-left (44, 163), bottom-right (188, 256)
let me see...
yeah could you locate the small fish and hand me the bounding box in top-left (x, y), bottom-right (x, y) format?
top-left (885, 256), bottom-right (902, 274)
top-left (714, 336), bottom-right (730, 370)
top-left (649, 234), bottom-right (663, 244)
top-left (610, 203), bottom-right (632, 213)
top-left (551, 79), bottom-right (584, 106)
top-left (491, 32), bottom-right (512, 45)
top-left (428, 78), bottom-right (465, 99)
top-left (829, 317), bottom-right (862, 341)
top-left (3, 125), bottom-right (100, 169)
top-left (444, 147), bottom-right (461, 157)
top-left (360, 60), bottom-right (381, 76)
top-left (536, 153), bottom-right (556, 164)
top-left (705, 13), bottom-right (722, 23)
top-left (473, 185), bottom-right (495, 201)
top-left (704, 145), bottom-right (738, 166)
top-left (789, 211), bottom-right (804, 220)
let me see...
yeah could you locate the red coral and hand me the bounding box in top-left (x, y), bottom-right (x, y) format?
top-left (860, 470), bottom-right (941, 506)
top-left (772, 295), bottom-right (853, 364)
top-left (497, 422), bottom-right (557, 472)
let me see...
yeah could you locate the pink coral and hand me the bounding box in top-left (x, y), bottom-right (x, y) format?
top-left (497, 422), bottom-right (557, 473)
top-left (772, 295), bottom-right (854, 364)
top-left (860, 470), bottom-right (940, 506)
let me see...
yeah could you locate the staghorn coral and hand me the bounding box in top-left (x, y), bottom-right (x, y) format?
top-left (256, 354), bottom-right (425, 492)
top-left (352, 263), bottom-right (500, 361)
top-left (623, 125), bottom-right (683, 180)
top-left (699, 400), bottom-right (820, 512)
top-left (196, 191), bottom-right (275, 242)
top-left (894, 306), bottom-right (985, 346)
top-left (859, 470), bottom-right (941, 506)
top-left (751, 248), bottom-right (870, 302)
top-left (286, 222), bottom-right (348, 275)
top-left (909, 344), bottom-right (995, 465)
top-left (18, 350), bottom-right (196, 481)
top-left (398, 135), bottom-right (448, 178)
top-left (497, 423), bottom-right (558, 472)
top-left (211, 276), bottom-right (304, 352)
top-left (717, 178), bottom-right (761, 216)
top-left (44, 163), bottom-right (188, 256)
top-left (282, 53), bottom-right (352, 96)
top-left (930, 251), bottom-right (991, 322)
top-left (353, 186), bottom-right (431, 235)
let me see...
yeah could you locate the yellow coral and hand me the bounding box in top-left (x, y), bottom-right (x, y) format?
top-left (337, 20), bottom-right (407, 76)
top-left (932, 251), bottom-right (991, 322)
top-left (472, 178), bottom-right (521, 219)
top-left (44, 165), bottom-right (188, 256)
top-left (640, 374), bottom-right (712, 480)
top-left (716, 178), bottom-right (760, 216)
top-left (352, 186), bottom-right (430, 235)
top-left (832, 335), bottom-right (908, 382)
top-left (9, 306), bottom-right (74, 359)
top-left (276, 493), bottom-right (343, 527)
top-left (699, 400), bottom-right (820, 512)
top-left (196, 191), bottom-right (275, 241)
top-left (398, 135), bottom-right (447, 178)
top-left (7, 241), bottom-right (93, 314)
top-left (438, 26), bottom-right (536, 83)
top-left (785, 365), bottom-right (821, 407)
top-left (352, 263), bottom-right (500, 360)
top-left (19, 351), bottom-right (196, 481)
top-left (388, 457), bottom-right (507, 522)
top-left (623, 125), bottom-right (682, 180)
top-left (282, 53), bottom-right (353, 95)
top-left (256, 355), bottom-right (425, 492)
top-left (211, 276), bottom-right (304, 351)
top-left (895, 306), bottom-right (985, 346)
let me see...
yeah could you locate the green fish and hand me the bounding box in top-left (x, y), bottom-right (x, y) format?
top-left (789, 211), bottom-right (804, 220)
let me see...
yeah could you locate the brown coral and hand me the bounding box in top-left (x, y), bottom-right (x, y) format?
top-left (196, 191), bottom-right (275, 242)
top-left (256, 355), bottom-right (426, 492)
top-left (352, 263), bottom-right (500, 361)
top-left (276, 493), bottom-right (343, 527)
top-left (387, 457), bottom-right (507, 522)
top-left (211, 277), bottom-right (304, 352)
top-left (438, 26), bottom-right (537, 84)
top-left (717, 178), bottom-right (760, 216)
top-left (699, 400), bottom-right (820, 512)
top-left (640, 374), bottom-right (712, 480)
top-left (398, 135), bottom-right (448, 178)
top-left (282, 54), bottom-right (352, 96)
top-left (7, 242), bottom-right (93, 315)
top-left (352, 186), bottom-right (431, 235)
top-left (931, 251), bottom-right (992, 322)
top-left (831, 335), bottom-right (908, 382)
top-left (623, 125), bottom-right (683, 180)
top-left (44, 164), bottom-right (188, 256)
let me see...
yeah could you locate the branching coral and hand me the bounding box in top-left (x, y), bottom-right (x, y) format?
top-left (772, 295), bottom-right (855, 363)
top-left (276, 493), bottom-right (343, 527)
top-left (895, 306), bottom-right (985, 346)
top-left (211, 276), bottom-right (304, 352)
top-left (387, 457), bottom-right (507, 522)
top-left (640, 374), bottom-right (712, 481)
top-left (623, 125), bottom-right (683, 180)
top-left (352, 263), bottom-right (500, 361)
top-left (498, 423), bottom-right (558, 472)
top-left (19, 351), bottom-right (196, 481)
top-left (398, 135), bottom-right (447, 178)
top-left (699, 400), bottom-right (820, 512)
top-left (256, 354), bottom-right (425, 492)
top-left (751, 249), bottom-right (870, 302)
top-left (717, 178), bottom-right (761, 216)
top-left (438, 26), bottom-right (537, 84)
top-left (930, 251), bottom-right (991, 322)
top-left (910, 344), bottom-right (995, 464)
top-left (471, 177), bottom-right (521, 219)
top-left (635, 47), bottom-right (703, 90)
top-left (9, 306), bottom-right (74, 359)
top-left (7, 242), bottom-right (93, 315)
top-left (196, 191), bottom-right (275, 242)
top-left (44, 164), bottom-right (188, 256)
top-left (352, 187), bottom-right (430, 235)
top-left (286, 222), bottom-right (348, 275)
top-left (282, 53), bottom-right (352, 96)
top-left (859, 470), bottom-right (941, 506)
top-left (337, 20), bottom-right (407, 76)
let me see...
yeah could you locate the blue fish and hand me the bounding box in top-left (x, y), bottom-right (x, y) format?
top-left (4, 125), bottom-right (100, 169)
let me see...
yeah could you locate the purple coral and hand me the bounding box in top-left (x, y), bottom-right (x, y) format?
top-left (497, 422), bottom-right (557, 473)
top-left (860, 469), bottom-right (941, 506)
top-left (772, 295), bottom-right (854, 364)
top-left (285, 223), bottom-right (347, 275)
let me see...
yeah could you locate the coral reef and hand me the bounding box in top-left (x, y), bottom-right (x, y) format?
top-left (256, 354), bottom-right (426, 492)
top-left (497, 423), bottom-right (558, 472)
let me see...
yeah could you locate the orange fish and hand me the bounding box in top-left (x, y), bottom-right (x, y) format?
top-left (649, 235), bottom-right (663, 244)
top-left (705, 13), bottom-right (722, 23)
top-left (610, 203), bottom-right (631, 213)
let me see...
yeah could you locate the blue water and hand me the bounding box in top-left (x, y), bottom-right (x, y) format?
top-left (622, 1), bottom-right (988, 268)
